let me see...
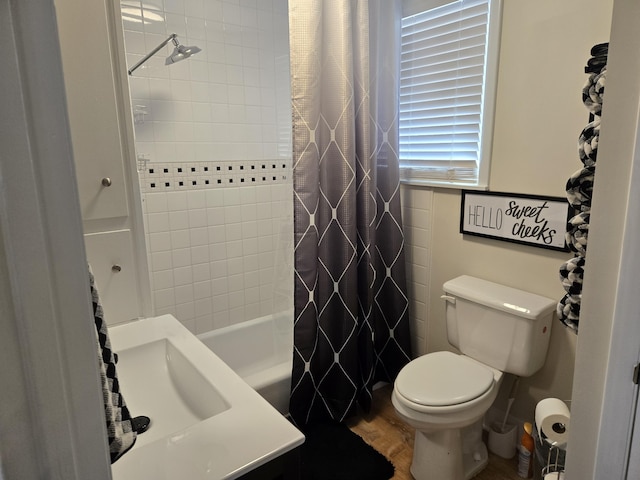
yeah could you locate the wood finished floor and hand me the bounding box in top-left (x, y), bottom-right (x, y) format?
top-left (346, 385), bottom-right (521, 480)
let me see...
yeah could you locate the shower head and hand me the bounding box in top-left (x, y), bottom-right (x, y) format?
top-left (165, 43), bottom-right (202, 65)
top-left (128, 33), bottom-right (202, 75)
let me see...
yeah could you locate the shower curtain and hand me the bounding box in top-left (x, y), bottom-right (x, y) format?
top-left (289, 0), bottom-right (412, 425)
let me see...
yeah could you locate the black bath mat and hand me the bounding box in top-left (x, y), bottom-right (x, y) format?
top-left (299, 421), bottom-right (395, 480)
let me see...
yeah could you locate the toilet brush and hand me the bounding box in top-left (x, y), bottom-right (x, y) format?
top-left (500, 377), bottom-right (520, 432)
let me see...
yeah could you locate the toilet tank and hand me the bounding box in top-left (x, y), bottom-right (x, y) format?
top-left (442, 275), bottom-right (556, 377)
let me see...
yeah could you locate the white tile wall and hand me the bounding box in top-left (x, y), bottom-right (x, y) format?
top-left (123, 0), bottom-right (291, 165)
top-left (121, 0), bottom-right (293, 334)
top-left (143, 183), bottom-right (292, 333)
top-left (400, 185), bottom-right (433, 357)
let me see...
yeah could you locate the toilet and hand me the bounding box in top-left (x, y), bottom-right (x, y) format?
top-left (392, 275), bottom-right (555, 480)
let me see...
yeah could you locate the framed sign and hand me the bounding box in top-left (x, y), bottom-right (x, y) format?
top-left (460, 190), bottom-right (571, 252)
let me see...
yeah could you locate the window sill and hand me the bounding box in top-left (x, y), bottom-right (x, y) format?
top-left (400, 178), bottom-right (489, 191)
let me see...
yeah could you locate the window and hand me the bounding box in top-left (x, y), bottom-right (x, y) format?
top-left (399, 0), bottom-right (502, 188)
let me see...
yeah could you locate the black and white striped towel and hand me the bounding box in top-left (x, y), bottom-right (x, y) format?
top-left (89, 268), bottom-right (136, 463)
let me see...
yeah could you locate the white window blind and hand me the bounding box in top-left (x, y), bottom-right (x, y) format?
top-left (399, 0), bottom-right (500, 188)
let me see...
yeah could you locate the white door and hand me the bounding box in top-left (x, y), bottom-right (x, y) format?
top-left (566, 0), bottom-right (640, 478)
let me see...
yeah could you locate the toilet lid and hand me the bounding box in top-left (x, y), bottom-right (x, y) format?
top-left (395, 351), bottom-right (494, 406)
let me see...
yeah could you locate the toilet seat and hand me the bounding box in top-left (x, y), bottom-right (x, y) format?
top-left (395, 351), bottom-right (494, 407)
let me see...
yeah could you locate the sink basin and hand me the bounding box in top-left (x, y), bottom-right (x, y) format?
top-left (108, 314), bottom-right (304, 479)
top-left (115, 339), bottom-right (230, 448)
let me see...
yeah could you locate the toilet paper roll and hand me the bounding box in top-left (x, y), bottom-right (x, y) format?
top-left (535, 398), bottom-right (570, 448)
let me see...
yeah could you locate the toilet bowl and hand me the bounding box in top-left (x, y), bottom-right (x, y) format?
top-left (392, 351), bottom-right (504, 480)
top-left (392, 276), bottom-right (556, 480)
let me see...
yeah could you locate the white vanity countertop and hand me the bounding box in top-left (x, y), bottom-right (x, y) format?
top-left (109, 314), bottom-right (305, 480)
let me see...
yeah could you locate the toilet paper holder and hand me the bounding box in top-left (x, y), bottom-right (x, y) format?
top-left (533, 418), bottom-right (567, 480)
top-left (541, 445), bottom-right (564, 479)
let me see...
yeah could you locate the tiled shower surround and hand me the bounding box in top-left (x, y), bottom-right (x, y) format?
top-left (138, 160), bottom-right (290, 193)
top-left (143, 182), bottom-right (292, 333)
top-left (122, 0), bottom-right (292, 333)
top-left (124, 0), bottom-right (291, 164)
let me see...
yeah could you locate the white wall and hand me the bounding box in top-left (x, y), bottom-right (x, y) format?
top-left (401, 0), bottom-right (614, 422)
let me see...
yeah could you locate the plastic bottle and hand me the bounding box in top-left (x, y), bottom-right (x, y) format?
top-left (517, 422), bottom-right (535, 478)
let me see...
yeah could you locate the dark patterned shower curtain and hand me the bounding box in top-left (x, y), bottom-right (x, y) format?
top-left (288, 0), bottom-right (412, 425)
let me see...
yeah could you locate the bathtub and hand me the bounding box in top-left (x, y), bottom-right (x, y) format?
top-left (198, 311), bottom-right (293, 415)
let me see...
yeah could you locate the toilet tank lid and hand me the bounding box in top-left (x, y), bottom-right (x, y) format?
top-left (443, 275), bottom-right (556, 320)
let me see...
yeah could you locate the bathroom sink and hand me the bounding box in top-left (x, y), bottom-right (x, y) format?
top-left (114, 338), bottom-right (230, 448)
top-left (108, 314), bottom-right (304, 480)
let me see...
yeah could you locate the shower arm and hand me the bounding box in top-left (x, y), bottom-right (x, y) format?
top-left (128, 33), bottom-right (179, 76)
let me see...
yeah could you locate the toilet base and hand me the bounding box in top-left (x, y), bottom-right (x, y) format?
top-left (410, 419), bottom-right (488, 480)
